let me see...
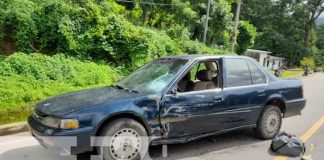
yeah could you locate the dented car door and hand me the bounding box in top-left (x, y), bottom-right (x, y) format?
top-left (160, 89), bottom-right (227, 138)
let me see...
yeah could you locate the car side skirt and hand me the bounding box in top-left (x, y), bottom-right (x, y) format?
top-left (151, 124), bottom-right (256, 145)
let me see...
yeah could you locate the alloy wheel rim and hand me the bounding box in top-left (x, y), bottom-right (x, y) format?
top-left (109, 128), bottom-right (141, 160)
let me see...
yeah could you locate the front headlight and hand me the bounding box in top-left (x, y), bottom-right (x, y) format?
top-left (42, 116), bottom-right (61, 128)
top-left (33, 113), bottom-right (79, 129)
top-left (60, 119), bottom-right (79, 129)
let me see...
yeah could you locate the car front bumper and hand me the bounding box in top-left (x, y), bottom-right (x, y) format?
top-left (27, 116), bottom-right (95, 155)
top-left (284, 98), bottom-right (307, 118)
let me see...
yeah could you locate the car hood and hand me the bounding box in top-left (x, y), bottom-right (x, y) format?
top-left (36, 86), bottom-right (146, 117)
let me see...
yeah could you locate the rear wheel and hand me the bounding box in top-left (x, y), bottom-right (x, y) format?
top-left (254, 105), bottom-right (282, 139)
top-left (99, 118), bottom-right (149, 160)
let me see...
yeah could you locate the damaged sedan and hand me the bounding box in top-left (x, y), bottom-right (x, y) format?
top-left (27, 55), bottom-right (306, 160)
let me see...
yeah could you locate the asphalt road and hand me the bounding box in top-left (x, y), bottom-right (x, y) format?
top-left (1, 73), bottom-right (323, 160)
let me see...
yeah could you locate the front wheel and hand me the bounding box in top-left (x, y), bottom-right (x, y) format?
top-left (99, 118), bottom-right (149, 160)
top-left (254, 105), bottom-right (282, 139)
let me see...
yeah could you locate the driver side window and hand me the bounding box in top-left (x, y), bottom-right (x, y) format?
top-left (177, 60), bottom-right (219, 93)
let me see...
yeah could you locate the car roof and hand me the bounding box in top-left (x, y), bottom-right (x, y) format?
top-left (159, 54), bottom-right (254, 61)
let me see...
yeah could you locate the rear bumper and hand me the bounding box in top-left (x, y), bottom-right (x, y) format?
top-left (27, 116), bottom-right (95, 155)
top-left (284, 98), bottom-right (306, 118)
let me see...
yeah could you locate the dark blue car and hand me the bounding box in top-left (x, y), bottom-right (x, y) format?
top-left (27, 55), bottom-right (306, 160)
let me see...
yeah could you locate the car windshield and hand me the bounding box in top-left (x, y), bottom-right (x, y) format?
top-left (116, 58), bottom-right (188, 93)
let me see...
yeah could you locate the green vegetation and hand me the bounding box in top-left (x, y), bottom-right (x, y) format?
top-left (0, 0), bottom-right (224, 69)
top-left (1, 0), bottom-right (324, 124)
top-left (1, 0), bottom-right (323, 65)
top-left (282, 70), bottom-right (304, 78)
top-left (0, 0), bottom-right (228, 124)
top-left (300, 57), bottom-right (316, 70)
top-left (236, 21), bottom-right (257, 55)
top-left (0, 53), bottom-right (119, 124)
top-left (270, 69), bottom-right (303, 79)
top-left (241, 0), bottom-right (324, 66)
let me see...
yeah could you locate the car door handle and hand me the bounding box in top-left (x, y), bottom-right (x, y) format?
top-left (279, 91), bottom-right (287, 95)
top-left (175, 107), bottom-right (187, 112)
top-left (257, 92), bottom-right (266, 97)
top-left (213, 96), bottom-right (223, 103)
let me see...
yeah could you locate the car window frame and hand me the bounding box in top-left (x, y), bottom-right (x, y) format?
top-left (165, 58), bottom-right (222, 95)
top-left (223, 58), bottom-right (269, 89)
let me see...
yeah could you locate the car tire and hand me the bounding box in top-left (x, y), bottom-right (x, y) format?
top-left (254, 105), bottom-right (282, 139)
top-left (98, 118), bottom-right (149, 160)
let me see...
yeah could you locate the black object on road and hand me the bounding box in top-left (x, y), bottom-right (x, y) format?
top-left (270, 132), bottom-right (305, 157)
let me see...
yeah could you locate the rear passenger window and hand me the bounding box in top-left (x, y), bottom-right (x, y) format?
top-left (225, 59), bottom-right (252, 87)
top-left (247, 61), bottom-right (267, 84)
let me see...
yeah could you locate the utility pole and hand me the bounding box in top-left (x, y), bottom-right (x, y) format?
top-left (203, 0), bottom-right (211, 44)
top-left (230, 0), bottom-right (242, 53)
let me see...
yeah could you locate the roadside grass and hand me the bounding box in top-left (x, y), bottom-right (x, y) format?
top-left (0, 81), bottom-right (111, 125)
top-left (270, 69), bottom-right (303, 78)
top-left (282, 69), bottom-right (303, 78)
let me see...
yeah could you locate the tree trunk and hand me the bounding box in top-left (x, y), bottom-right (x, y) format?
top-left (0, 26), bottom-right (19, 55)
top-left (304, 12), bottom-right (315, 48)
top-left (304, 21), bottom-right (313, 48)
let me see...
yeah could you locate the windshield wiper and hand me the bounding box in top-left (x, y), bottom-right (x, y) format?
top-left (112, 84), bottom-right (139, 93)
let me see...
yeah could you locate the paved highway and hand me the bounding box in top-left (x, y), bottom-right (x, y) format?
top-left (1, 73), bottom-right (323, 160)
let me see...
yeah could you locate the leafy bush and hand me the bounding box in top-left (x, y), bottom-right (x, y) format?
top-left (0, 0), bottom-right (37, 51)
top-left (128, 27), bottom-right (181, 67)
top-left (175, 39), bottom-right (224, 55)
top-left (300, 57), bottom-right (316, 70)
top-left (236, 21), bottom-right (257, 55)
top-left (0, 0), bottom-right (225, 69)
top-left (0, 53), bottom-right (119, 113)
top-left (53, 3), bottom-right (182, 68)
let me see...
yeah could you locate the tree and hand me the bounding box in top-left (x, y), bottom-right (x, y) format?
top-left (240, 0), bottom-right (273, 32)
top-left (0, 0), bottom-right (226, 67)
top-left (316, 24), bottom-right (324, 49)
top-left (121, 0), bottom-right (234, 48)
top-left (304, 0), bottom-right (324, 48)
top-left (300, 57), bottom-right (316, 69)
top-left (240, 0), bottom-right (317, 65)
top-left (236, 20), bottom-right (257, 55)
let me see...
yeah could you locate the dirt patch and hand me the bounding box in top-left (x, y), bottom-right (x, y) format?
top-left (0, 26), bottom-right (18, 55)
